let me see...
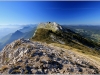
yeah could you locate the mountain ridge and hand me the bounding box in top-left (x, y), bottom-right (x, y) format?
top-left (32, 22), bottom-right (100, 53)
top-left (0, 22), bottom-right (100, 74)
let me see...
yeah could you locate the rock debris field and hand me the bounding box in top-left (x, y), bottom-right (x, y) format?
top-left (0, 39), bottom-right (100, 74)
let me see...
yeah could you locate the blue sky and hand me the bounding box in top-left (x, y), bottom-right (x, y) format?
top-left (0, 1), bottom-right (100, 25)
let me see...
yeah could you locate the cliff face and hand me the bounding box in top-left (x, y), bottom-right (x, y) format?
top-left (0, 38), bottom-right (100, 74)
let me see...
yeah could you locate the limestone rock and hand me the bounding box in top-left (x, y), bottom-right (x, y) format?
top-left (37, 22), bottom-right (63, 32)
top-left (0, 38), bottom-right (99, 74)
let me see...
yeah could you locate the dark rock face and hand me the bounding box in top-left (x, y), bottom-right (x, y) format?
top-left (0, 38), bottom-right (99, 74)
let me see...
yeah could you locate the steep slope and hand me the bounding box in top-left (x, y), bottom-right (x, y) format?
top-left (0, 39), bottom-right (100, 74)
top-left (62, 25), bottom-right (100, 44)
top-left (0, 22), bottom-right (100, 74)
top-left (32, 22), bottom-right (100, 56)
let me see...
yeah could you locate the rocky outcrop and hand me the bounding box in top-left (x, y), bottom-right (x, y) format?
top-left (0, 22), bottom-right (100, 74)
top-left (37, 22), bottom-right (62, 32)
top-left (0, 38), bottom-right (100, 74)
top-left (32, 22), bottom-right (67, 44)
top-left (33, 22), bottom-right (100, 51)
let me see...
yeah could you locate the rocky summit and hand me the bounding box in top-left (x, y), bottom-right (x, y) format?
top-left (37, 22), bottom-right (62, 32)
top-left (0, 38), bottom-right (100, 74)
top-left (0, 22), bottom-right (100, 74)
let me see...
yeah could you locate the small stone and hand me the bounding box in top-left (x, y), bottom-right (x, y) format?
top-left (38, 69), bottom-right (42, 72)
top-left (31, 69), bottom-right (37, 74)
top-left (17, 58), bottom-right (22, 62)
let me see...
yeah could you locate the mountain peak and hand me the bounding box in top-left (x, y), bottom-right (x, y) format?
top-left (15, 30), bottom-right (22, 33)
top-left (12, 30), bottom-right (23, 36)
top-left (37, 22), bottom-right (62, 32)
top-left (0, 22), bottom-right (100, 74)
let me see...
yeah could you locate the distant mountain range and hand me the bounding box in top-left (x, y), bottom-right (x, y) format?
top-left (0, 25), bottom-right (37, 50)
top-left (0, 25), bottom-right (22, 39)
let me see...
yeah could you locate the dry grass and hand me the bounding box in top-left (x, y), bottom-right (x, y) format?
top-left (49, 43), bottom-right (100, 69)
top-left (0, 65), bottom-right (8, 72)
top-left (11, 69), bottom-right (21, 74)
